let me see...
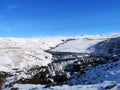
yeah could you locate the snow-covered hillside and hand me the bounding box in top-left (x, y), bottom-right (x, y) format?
top-left (0, 33), bottom-right (120, 90)
top-left (92, 37), bottom-right (120, 57)
top-left (0, 34), bottom-right (118, 72)
top-left (51, 34), bottom-right (120, 53)
top-left (0, 37), bottom-right (68, 72)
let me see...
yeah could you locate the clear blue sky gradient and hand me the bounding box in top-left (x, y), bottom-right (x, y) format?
top-left (0, 0), bottom-right (120, 37)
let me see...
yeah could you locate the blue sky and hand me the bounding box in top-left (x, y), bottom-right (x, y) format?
top-left (0, 0), bottom-right (120, 37)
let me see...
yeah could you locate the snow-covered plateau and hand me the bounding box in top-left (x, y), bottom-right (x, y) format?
top-left (0, 33), bottom-right (120, 90)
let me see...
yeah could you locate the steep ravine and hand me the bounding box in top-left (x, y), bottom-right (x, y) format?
top-left (1, 36), bottom-right (120, 89)
top-left (3, 51), bottom-right (119, 89)
top-left (47, 51), bottom-right (88, 74)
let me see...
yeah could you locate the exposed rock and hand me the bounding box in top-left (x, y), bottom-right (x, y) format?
top-left (10, 87), bottom-right (19, 90)
top-left (17, 66), bottom-right (50, 84)
top-left (105, 84), bottom-right (116, 89)
top-left (54, 70), bottom-right (68, 85)
top-left (71, 56), bottom-right (107, 74)
top-left (0, 71), bottom-right (9, 88)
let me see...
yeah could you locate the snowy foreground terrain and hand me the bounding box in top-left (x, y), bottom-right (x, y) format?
top-left (0, 33), bottom-right (120, 90)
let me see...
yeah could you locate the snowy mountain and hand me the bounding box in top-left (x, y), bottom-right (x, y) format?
top-left (0, 33), bottom-right (120, 90)
top-left (0, 37), bottom-right (67, 72)
top-left (92, 37), bottom-right (120, 57)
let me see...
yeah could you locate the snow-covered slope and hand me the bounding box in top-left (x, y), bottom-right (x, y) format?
top-left (0, 37), bottom-right (68, 72)
top-left (0, 33), bottom-right (120, 90)
top-left (0, 37), bottom-right (66, 50)
top-left (0, 34), bottom-right (119, 72)
top-left (92, 37), bottom-right (120, 57)
top-left (0, 48), bottom-right (52, 72)
top-left (51, 34), bottom-right (120, 53)
top-left (51, 38), bottom-right (100, 53)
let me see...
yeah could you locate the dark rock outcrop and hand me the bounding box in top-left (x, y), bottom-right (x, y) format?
top-left (0, 71), bottom-right (9, 88)
top-left (105, 84), bottom-right (116, 89)
top-left (17, 66), bottom-right (50, 84)
top-left (54, 70), bottom-right (68, 85)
